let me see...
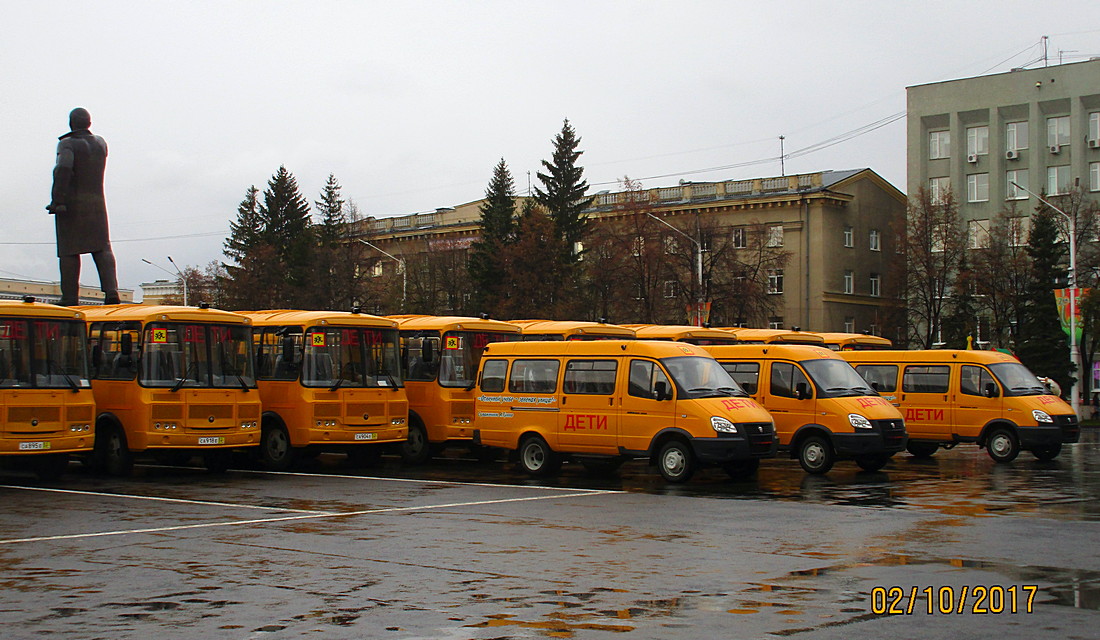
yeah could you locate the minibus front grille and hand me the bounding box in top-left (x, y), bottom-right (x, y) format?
top-left (1054, 414), bottom-right (1080, 442)
top-left (741, 423), bottom-right (775, 453)
top-left (873, 419), bottom-right (906, 446)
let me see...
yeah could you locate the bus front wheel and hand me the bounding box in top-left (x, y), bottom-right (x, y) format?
top-left (94, 425), bottom-right (133, 477)
top-left (986, 427), bottom-right (1020, 463)
top-left (260, 423), bottom-right (295, 471)
top-left (798, 436), bottom-right (834, 475)
top-left (400, 421), bottom-right (431, 465)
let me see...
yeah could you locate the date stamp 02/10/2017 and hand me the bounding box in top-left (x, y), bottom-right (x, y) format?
top-left (871, 585), bottom-right (1039, 615)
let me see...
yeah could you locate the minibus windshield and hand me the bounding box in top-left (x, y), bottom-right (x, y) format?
top-left (661, 356), bottom-right (748, 398)
top-left (141, 323), bottom-right (255, 389)
top-left (0, 317), bottom-right (90, 389)
top-left (989, 362), bottom-right (1048, 396)
top-left (802, 359), bottom-right (877, 398)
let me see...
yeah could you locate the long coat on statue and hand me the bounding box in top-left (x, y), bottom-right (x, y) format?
top-left (49, 129), bottom-right (111, 257)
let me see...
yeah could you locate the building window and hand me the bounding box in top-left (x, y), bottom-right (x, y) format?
top-left (1090, 162), bottom-right (1100, 192)
top-left (369, 262), bottom-right (384, 277)
top-left (929, 130), bottom-right (950, 159)
top-left (731, 227), bottom-right (746, 249)
top-left (843, 270), bottom-right (853, 294)
top-left (869, 228), bottom-right (881, 251)
top-left (664, 236), bottom-right (679, 254)
top-left (843, 226), bottom-right (853, 247)
top-left (844, 317), bottom-right (855, 333)
top-left (1047, 165), bottom-right (1071, 195)
top-left (1090, 112), bottom-right (1100, 143)
top-left (869, 274), bottom-right (881, 297)
top-left (1009, 217), bottom-right (1030, 247)
top-left (1006, 169), bottom-right (1028, 200)
top-left (1006, 121), bottom-right (1029, 151)
top-left (766, 225), bottom-right (783, 247)
top-left (966, 173), bottom-right (989, 202)
top-left (968, 219), bottom-right (990, 249)
top-left (966, 126), bottom-right (989, 156)
top-left (929, 177), bottom-right (951, 204)
top-left (632, 236), bottom-right (645, 257)
top-left (768, 317), bottom-right (783, 330)
top-left (663, 280), bottom-right (678, 298)
top-left (931, 223), bottom-right (946, 253)
top-left (1047, 115), bottom-right (1070, 147)
top-left (767, 269), bottom-right (784, 294)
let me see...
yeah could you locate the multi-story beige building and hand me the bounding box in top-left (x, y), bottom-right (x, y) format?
top-left (0, 277), bottom-right (134, 305)
top-left (353, 168), bottom-right (906, 338)
top-left (907, 58), bottom-right (1100, 233)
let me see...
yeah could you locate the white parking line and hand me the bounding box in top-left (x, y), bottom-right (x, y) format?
top-left (0, 485), bottom-right (334, 514)
top-left (229, 467), bottom-right (615, 493)
top-left (0, 490), bottom-right (615, 545)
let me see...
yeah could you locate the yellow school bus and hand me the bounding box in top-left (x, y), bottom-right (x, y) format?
top-left (625, 324), bottom-right (740, 345)
top-left (474, 340), bottom-right (776, 482)
top-left (512, 320), bottom-right (636, 341)
top-left (703, 344), bottom-right (906, 474)
top-left (0, 298), bottom-right (95, 479)
top-left (841, 350), bottom-right (1079, 462)
top-left (80, 304), bottom-right (261, 475)
top-left (391, 315), bottom-right (521, 462)
top-left (244, 310), bottom-right (407, 470)
top-left (718, 328), bottom-right (826, 346)
top-left (813, 332), bottom-right (892, 351)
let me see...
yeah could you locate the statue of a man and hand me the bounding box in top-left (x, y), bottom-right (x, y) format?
top-left (47, 107), bottom-right (120, 305)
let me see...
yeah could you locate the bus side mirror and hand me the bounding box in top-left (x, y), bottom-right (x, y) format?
top-left (654, 380), bottom-right (669, 401)
top-left (984, 382), bottom-right (999, 398)
top-left (120, 333), bottom-right (132, 356)
top-left (795, 382), bottom-right (810, 400)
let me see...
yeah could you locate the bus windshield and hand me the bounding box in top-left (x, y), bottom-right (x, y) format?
top-left (661, 356), bottom-right (748, 398)
top-left (439, 331), bottom-right (517, 388)
top-left (302, 326), bottom-right (402, 389)
top-left (989, 362), bottom-right (1048, 396)
top-left (802, 359), bottom-right (877, 397)
top-left (141, 323), bottom-right (255, 389)
top-left (0, 317), bottom-right (90, 389)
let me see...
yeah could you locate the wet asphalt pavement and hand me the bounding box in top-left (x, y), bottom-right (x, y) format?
top-left (1, 430), bottom-right (1099, 639)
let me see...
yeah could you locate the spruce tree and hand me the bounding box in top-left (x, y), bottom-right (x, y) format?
top-left (1016, 206), bottom-right (1074, 395)
top-left (469, 159), bottom-right (517, 314)
top-left (260, 166), bottom-right (315, 306)
top-left (534, 119), bottom-right (594, 264)
top-left (313, 174), bottom-right (347, 309)
top-left (224, 185), bottom-right (262, 265)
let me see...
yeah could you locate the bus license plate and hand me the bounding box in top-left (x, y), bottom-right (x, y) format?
top-left (354, 433), bottom-right (377, 441)
top-left (19, 442), bottom-right (51, 451)
top-left (198, 437), bottom-right (225, 445)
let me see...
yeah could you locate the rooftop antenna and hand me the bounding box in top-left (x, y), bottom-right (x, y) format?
top-left (779, 136), bottom-right (786, 176)
top-left (1043, 35), bottom-right (1049, 67)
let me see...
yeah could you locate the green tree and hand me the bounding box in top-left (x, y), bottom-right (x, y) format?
top-left (259, 166), bottom-right (315, 307)
top-left (469, 159), bottom-right (517, 315)
top-left (535, 119), bottom-right (594, 264)
top-left (500, 199), bottom-right (567, 319)
top-left (1016, 205), bottom-right (1074, 396)
top-left (223, 185), bottom-right (281, 309)
top-left (312, 174), bottom-right (349, 309)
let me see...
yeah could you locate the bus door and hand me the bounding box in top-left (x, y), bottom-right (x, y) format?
top-left (558, 359), bottom-right (619, 452)
top-left (954, 364), bottom-right (1001, 436)
top-left (899, 364), bottom-right (953, 439)
top-left (765, 361), bottom-right (817, 443)
top-left (620, 359), bottom-right (676, 453)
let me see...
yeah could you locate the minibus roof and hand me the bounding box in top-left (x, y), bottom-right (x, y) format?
top-left (702, 344), bottom-right (842, 361)
top-left (624, 324), bottom-right (739, 342)
top-left (243, 309), bottom-right (397, 328)
top-left (838, 349), bottom-right (1022, 365)
top-left (813, 332), bottom-right (892, 347)
top-left (510, 320), bottom-right (636, 339)
top-left (390, 315), bottom-right (521, 334)
top-left (0, 299), bottom-right (85, 321)
top-left (718, 328), bottom-right (825, 345)
top-left (75, 304), bottom-right (251, 325)
top-left (483, 339), bottom-right (710, 358)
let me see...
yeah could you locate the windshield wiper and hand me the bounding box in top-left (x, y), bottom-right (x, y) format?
top-left (218, 343), bottom-right (250, 392)
top-left (171, 360), bottom-right (199, 393)
top-left (47, 360), bottom-right (80, 392)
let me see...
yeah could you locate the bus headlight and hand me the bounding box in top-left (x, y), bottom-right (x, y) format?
top-left (391, 417), bottom-right (406, 425)
top-left (1032, 410), bottom-right (1054, 424)
top-left (848, 414), bottom-right (873, 429)
top-left (711, 416), bottom-right (738, 433)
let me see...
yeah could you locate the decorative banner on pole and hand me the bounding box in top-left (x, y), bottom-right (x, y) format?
top-left (686, 302), bottom-right (711, 327)
top-left (1054, 288), bottom-right (1086, 341)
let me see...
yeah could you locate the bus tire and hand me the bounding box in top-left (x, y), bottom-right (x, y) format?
top-left (260, 422), bottom-right (295, 471)
top-left (855, 454), bottom-right (890, 472)
top-left (657, 439), bottom-right (695, 483)
top-left (722, 458), bottom-right (760, 480)
top-left (203, 449), bottom-right (233, 473)
top-left (1030, 443), bottom-right (1061, 461)
top-left (34, 453), bottom-right (70, 480)
top-left (400, 421), bottom-right (431, 465)
top-left (798, 435), bottom-right (834, 475)
top-left (518, 435), bottom-right (560, 477)
top-left (906, 441), bottom-right (939, 458)
top-left (94, 424), bottom-right (133, 477)
top-left (985, 427), bottom-right (1019, 463)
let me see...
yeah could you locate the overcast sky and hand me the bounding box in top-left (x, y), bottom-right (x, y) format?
top-left (2, 1), bottom-right (1097, 298)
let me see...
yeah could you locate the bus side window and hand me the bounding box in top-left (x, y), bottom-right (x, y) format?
top-left (720, 361), bottom-right (759, 395)
top-left (628, 360), bottom-right (670, 400)
top-left (855, 364), bottom-right (897, 393)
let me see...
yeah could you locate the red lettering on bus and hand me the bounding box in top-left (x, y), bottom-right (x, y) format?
top-left (184, 325), bottom-right (206, 343)
top-left (905, 408), bottom-right (945, 421)
top-left (1, 321), bottom-right (27, 340)
top-left (33, 321), bottom-right (60, 340)
top-left (857, 397), bottom-right (884, 408)
top-left (343, 329), bottom-right (360, 346)
top-left (722, 398), bottom-right (750, 411)
top-left (563, 414), bottom-right (609, 431)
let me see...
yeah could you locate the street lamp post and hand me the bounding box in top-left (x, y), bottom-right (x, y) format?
top-left (1011, 181), bottom-right (1080, 418)
top-left (646, 213), bottom-right (705, 325)
top-left (143, 257), bottom-right (188, 306)
top-left (358, 239), bottom-right (406, 312)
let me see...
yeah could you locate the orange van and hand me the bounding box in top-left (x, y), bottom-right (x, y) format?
top-left (473, 340), bottom-right (776, 482)
top-left (841, 350), bottom-right (1079, 462)
top-left (704, 345), bottom-right (906, 473)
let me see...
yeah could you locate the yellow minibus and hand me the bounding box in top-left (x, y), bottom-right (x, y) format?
top-left (81, 304), bottom-right (261, 474)
top-left (392, 315), bottom-right (521, 462)
top-left (0, 298), bottom-right (95, 479)
top-left (512, 320), bottom-right (636, 341)
top-left (245, 310), bottom-right (408, 470)
top-left (718, 328), bottom-right (826, 346)
top-left (841, 350), bottom-right (1079, 462)
top-left (473, 340), bottom-right (776, 482)
top-left (625, 324), bottom-right (740, 345)
top-left (704, 345), bottom-right (906, 473)
top-left (814, 332), bottom-right (892, 351)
